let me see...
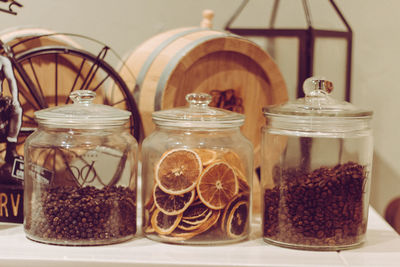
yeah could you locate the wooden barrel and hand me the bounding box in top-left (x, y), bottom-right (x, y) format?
top-left (120, 27), bottom-right (288, 167)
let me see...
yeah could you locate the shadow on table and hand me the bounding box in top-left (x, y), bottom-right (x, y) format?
top-left (370, 152), bottom-right (400, 233)
top-left (351, 229), bottom-right (400, 253)
top-left (0, 223), bottom-right (20, 231)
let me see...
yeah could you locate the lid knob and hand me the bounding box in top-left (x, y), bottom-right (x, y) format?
top-left (69, 90), bottom-right (96, 105)
top-left (200, 9), bottom-right (214, 28)
top-left (186, 93), bottom-right (212, 108)
top-left (303, 77), bottom-right (334, 97)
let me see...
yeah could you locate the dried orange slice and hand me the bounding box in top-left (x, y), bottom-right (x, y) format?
top-left (177, 210), bottom-right (212, 231)
top-left (155, 148), bottom-right (202, 195)
top-left (153, 185), bottom-right (195, 215)
top-left (226, 201), bottom-right (249, 238)
top-left (168, 230), bottom-right (197, 241)
top-left (177, 221), bottom-right (202, 231)
top-left (158, 234), bottom-right (193, 242)
top-left (238, 177), bottom-right (250, 193)
top-left (144, 194), bottom-right (156, 212)
top-left (144, 207), bottom-right (156, 233)
top-left (171, 210), bottom-right (221, 239)
top-left (197, 161), bottom-right (238, 210)
top-left (182, 201), bottom-right (209, 220)
top-left (233, 167), bottom-right (250, 193)
top-left (221, 149), bottom-right (245, 174)
top-left (221, 193), bottom-right (249, 232)
top-left (193, 148), bottom-right (217, 166)
top-left (182, 209), bottom-right (212, 226)
top-left (151, 209), bottom-right (182, 235)
top-left (144, 224), bottom-right (156, 234)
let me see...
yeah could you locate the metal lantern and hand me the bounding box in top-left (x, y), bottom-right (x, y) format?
top-left (225, 0), bottom-right (352, 101)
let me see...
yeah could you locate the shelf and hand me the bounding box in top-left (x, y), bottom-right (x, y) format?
top-left (0, 207), bottom-right (399, 267)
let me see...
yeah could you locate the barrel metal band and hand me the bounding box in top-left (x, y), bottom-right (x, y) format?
top-left (133, 27), bottom-right (207, 104)
top-left (154, 32), bottom-right (226, 111)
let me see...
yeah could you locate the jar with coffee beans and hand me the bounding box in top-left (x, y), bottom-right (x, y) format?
top-left (261, 77), bottom-right (373, 250)
top-left (24, 90), bottom-right (138, 246)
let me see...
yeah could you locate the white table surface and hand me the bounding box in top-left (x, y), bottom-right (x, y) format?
top-left (0, 206), bottom-right (399, 267)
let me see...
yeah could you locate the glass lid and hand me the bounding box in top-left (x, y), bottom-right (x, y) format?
top-left (152, 93), bottom-right (245, 128)
top-left (263, 77), bottom-right (373, 118)
top-left (34, 90), bottom-right (131, 127)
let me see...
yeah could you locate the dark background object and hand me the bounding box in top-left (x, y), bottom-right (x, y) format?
top-left (385, 197), bottom-right (400, 234)
top-left (225, 0), bottom-right (352, 101)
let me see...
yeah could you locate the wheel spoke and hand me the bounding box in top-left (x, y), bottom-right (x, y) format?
top-left (67, 57), bottom-right (87, 104)
top-left (109, 98), bottom-right (127, 107)
top-left (80, 47), bottom-right (108, 90)
top-left (55, 53), bottom-right (58, 106)
top-left (84, 62), bottom-right (101, 90)
top-left (22, 113), bottom-right (35, 124)
top-left (52, 150), bottom-right (56, 179)
top-left (92, 74), bottom-right (109, 92)
top-left (80, 61), bottom-right (99, 90)
top-left (27, 58), bottom-right (46, 103)
top-left (16, 79), bottom-right (41, 110)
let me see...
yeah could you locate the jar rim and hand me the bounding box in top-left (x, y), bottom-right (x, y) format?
top-left (152, 93), bottom-right (245, 128)
top-left (263, 77), bottom-right (373, 119)
top-left (265, 113), bottom-right (372, 135)
top-left (34, 90), bottom-right (131, 126)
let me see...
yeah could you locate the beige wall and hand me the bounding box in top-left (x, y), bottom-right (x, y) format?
top-left (335, 0), bottom-right (400, 218)
top-left (1, 0), bottom-right (399, 217)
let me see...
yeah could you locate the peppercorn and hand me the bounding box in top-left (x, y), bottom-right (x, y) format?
top-left (26, 185), bottom-right (136, 244)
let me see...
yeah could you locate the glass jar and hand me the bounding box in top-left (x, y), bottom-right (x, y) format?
top-left (23, 90), bottom-right (138, 246)
top-left (141, 93), bottom-right (253, 245)
top-left (261, 77), bottom-right (373, 250)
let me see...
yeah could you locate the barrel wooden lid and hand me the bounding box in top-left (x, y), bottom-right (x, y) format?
top-left (121, 27), bottom-right (288, 168)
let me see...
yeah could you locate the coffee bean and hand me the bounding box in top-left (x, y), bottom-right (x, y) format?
top-left (263, 162), bottom-right (367, 247)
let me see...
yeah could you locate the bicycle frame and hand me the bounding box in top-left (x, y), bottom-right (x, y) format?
top-left (0, 39), bottom-right (48, 109)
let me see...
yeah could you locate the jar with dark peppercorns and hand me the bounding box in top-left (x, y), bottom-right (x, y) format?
top-left (24, 90), bottom-right (138, 246)
top-left (141, 93), bottom-right (253, 245)
top-left (261, 77), bottom-right (373, 250)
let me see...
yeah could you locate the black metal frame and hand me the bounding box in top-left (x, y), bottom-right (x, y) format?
top-left (225, 0), bottom-right (352, 101)
top-left (0, 0), bottom-right (22, 15)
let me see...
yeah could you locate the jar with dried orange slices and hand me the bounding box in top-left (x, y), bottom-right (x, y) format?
top-left (141, 93), bottom-right (253, 244)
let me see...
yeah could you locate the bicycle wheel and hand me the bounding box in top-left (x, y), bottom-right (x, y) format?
top-left (9, 45), bottom-right (141, 154)
top-left (0, 27), bottom-right (81, 53)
